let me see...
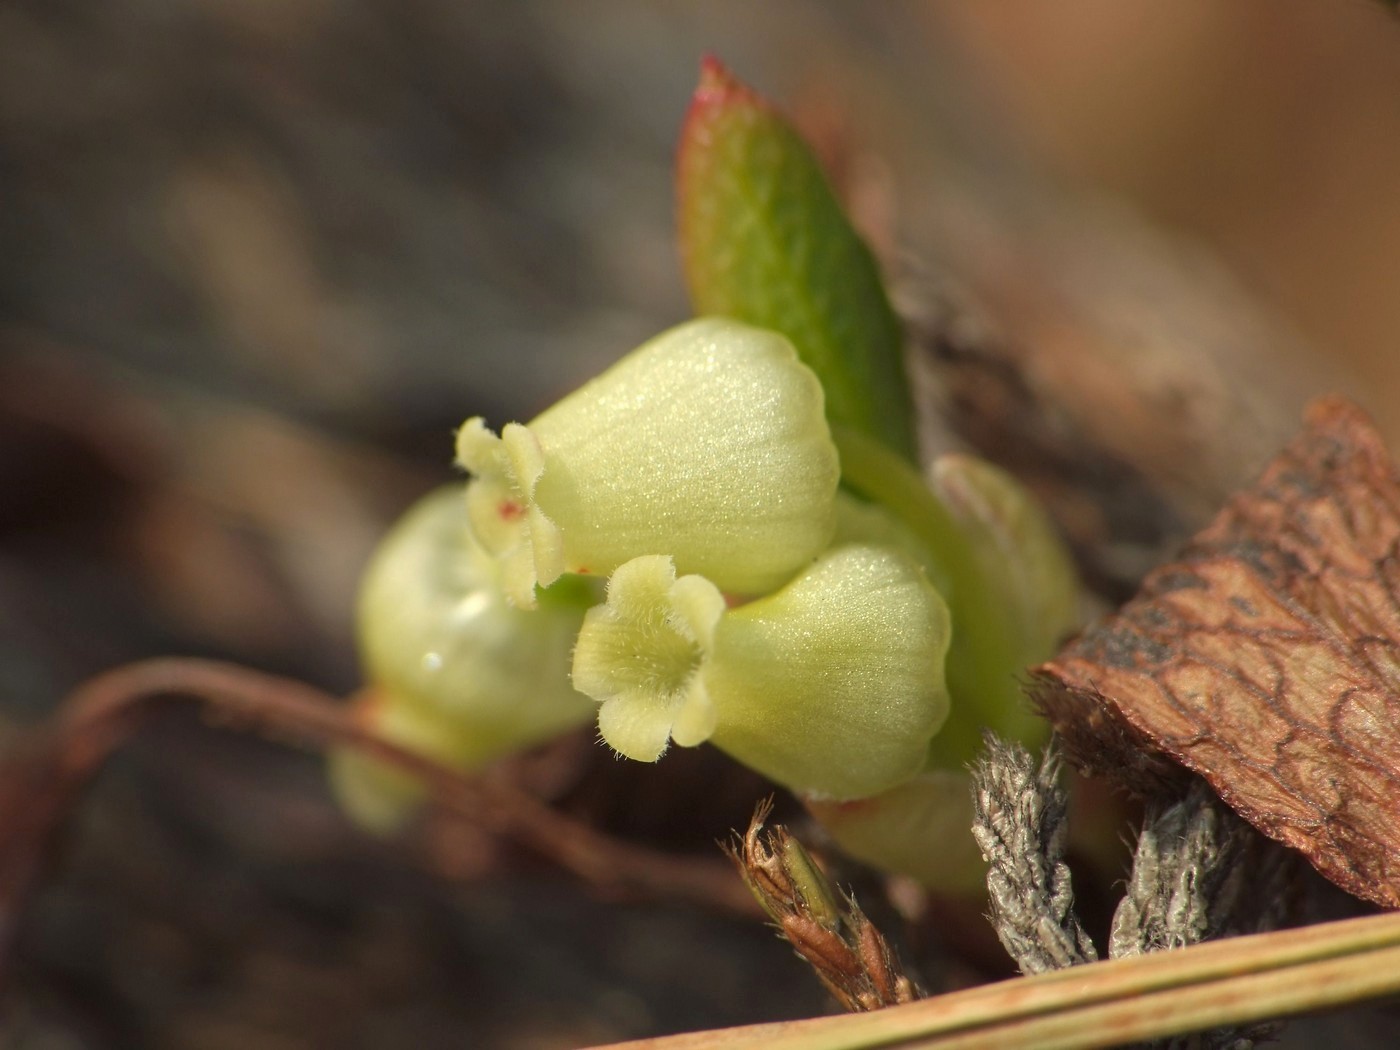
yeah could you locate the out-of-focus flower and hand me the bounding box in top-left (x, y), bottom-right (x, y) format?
top-left (356, 485), bottom-right (596, 760)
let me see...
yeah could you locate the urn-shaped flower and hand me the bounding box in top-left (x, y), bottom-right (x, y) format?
top-left (456, 318), bottom-right (840, 606)
top-left (572, 543), bottom-right (952, 800)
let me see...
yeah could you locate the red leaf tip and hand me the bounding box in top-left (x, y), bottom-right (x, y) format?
top-left (692, 54), bottom-right (764, 111)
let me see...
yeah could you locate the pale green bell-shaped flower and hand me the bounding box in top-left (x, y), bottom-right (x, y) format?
top-left (805, 771), bottom-right (988, 893)
top-left (572, 544), bottom-right (952, 800)
top-left (355, 485), bottom-right (597, 759)
top-left (570, 554), bottom-right (726, 761)
top-left (456, 318), bottom-right (840, 606)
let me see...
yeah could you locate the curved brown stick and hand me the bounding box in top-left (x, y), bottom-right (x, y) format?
top-left (0, 658), bottom-right (757, 970)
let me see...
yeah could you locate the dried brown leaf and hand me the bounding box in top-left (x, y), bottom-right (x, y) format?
top-left (1032, 395), bottom-right (1400, 908)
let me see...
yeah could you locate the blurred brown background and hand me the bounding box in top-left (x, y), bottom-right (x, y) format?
top-left (2, 2), bottom-right (1399, 1047)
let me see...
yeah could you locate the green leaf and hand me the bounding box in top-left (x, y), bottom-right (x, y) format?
top-left (677, 57), bottom-right (917, 460)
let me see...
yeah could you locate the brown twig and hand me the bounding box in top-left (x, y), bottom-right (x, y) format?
top-left (0, 657), bottom-right (757, 981)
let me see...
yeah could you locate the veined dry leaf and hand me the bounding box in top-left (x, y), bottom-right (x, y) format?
top-left (1033, 396), bottom-right (1400, 908)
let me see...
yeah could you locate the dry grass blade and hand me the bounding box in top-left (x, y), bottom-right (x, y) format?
top-left (588, 908), bottom-right (1400, 1050)
top-left (728, 801), bottom-right (918, 1012)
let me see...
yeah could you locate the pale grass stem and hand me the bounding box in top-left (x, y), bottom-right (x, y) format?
top-left (589, 907), bottom-right (1400, 1050)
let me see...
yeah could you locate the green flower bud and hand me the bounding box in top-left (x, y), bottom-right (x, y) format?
top-left (926, 453), bottom-right (1081, 767)
top-left (831, 490), bottom-right (946, 592)
top-left (805, 771), bottom-right (987, 893)
top-left (932, 453), bottom-right (1079, 668)
top-left (572, 544), bottom-right (952, 800)
top-left (456, 318), bottom-right (840, 606)
top-left (356, 485), bottom-right (596, 760)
